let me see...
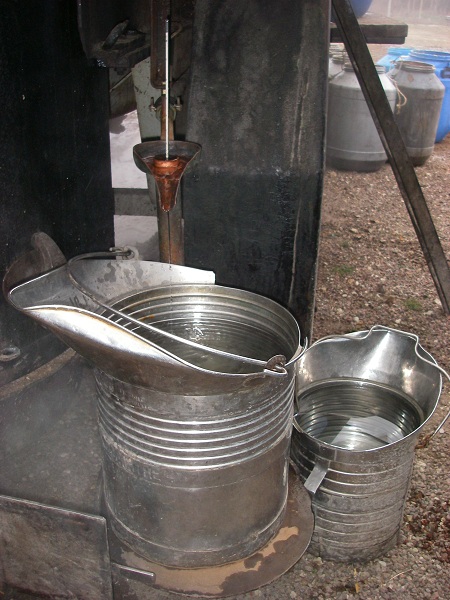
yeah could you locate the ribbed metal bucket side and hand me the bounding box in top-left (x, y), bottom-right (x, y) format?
top-left (96, 368), bottom-right (296, 568)
top-left (96, 372), bottom-right (293, 469)
top-left (291, 429), bottom-right (417, 561)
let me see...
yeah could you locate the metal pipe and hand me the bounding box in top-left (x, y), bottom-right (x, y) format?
top-left (165, 17), bottom-right (170, 159)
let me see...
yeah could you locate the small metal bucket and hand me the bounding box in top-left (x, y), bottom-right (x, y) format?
top-left (291, 325), bottom-right (448, 562)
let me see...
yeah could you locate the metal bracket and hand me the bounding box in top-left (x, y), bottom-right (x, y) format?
top-left (303, 461), bottom-right (329, 496)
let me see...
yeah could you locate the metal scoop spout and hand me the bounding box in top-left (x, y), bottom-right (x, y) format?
top-left (5, 242), bottom-right (302, 395)
top-left (133, 140), bottom-right (201, 212)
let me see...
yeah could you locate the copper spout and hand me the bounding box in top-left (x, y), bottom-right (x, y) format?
top-left (133, 141), bottom-right (201, 213)
top-left (151, 155), bottom-right (187, 212)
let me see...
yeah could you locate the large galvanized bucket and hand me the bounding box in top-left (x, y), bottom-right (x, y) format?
top-left (7, 254), bottom-right (304, 568)
top-left (97, 284), bottom-right (303, 567)
top-left (291, 325), bottom-right (448, 562)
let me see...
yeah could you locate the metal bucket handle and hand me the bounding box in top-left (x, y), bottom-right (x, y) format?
top-left (293, 325), bottom-right (450, 495)
top-left (66, 249), bottom-right (292, 377)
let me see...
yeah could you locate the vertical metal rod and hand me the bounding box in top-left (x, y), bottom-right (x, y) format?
top-left (155, 14), bottom-right (184, 266)
top-left (387, 0), bottom-right (392, 17)
top-left (164, 17), bottom-right (171, 262)
top-left (165, 18), bottom-right (170, 159)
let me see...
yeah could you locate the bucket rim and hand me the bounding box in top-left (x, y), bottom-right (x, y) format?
top-left (293, 326), bottom-right (443, 453)
top-left (110, 282), bottom-right (304, 370)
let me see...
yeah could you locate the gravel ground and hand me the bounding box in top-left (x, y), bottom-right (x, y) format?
top-left (303, 136), bottom-right (450, 600)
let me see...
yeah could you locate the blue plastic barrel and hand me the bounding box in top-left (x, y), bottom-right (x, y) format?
top-left (349, 0), bottom-right (373, 17)
top-left (331, 0), bottom-right (373, 21)
top-left (376, 47), bottom-right (412, 72)
top-left (408, 50), bottom-right (450, 142)
top-left (409, 50), bottom-right (450, 75)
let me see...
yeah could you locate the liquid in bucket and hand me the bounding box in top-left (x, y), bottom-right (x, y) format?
top-left (296, 379), bottom-right (423, 451)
